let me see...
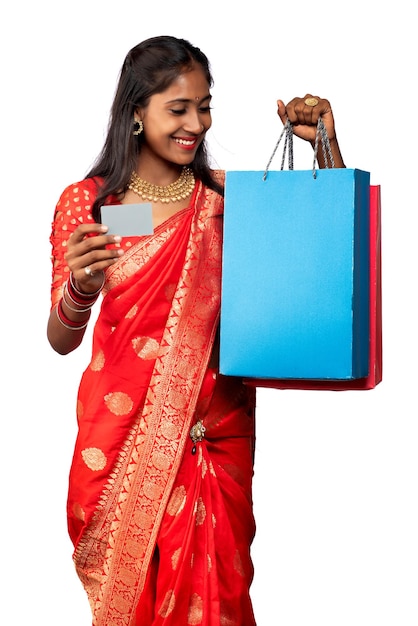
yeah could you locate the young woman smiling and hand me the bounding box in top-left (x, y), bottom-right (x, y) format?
top-left (47, 35), bottom-right (345, 626)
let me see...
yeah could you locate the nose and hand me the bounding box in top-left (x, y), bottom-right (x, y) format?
top-left (184, 110), bottom-right (206, 134)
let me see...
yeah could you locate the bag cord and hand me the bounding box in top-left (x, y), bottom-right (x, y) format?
top-left (263, 117), bottom-right (335, 180)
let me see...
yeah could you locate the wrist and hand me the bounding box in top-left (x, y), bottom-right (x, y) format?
top-left (69, 272), bottom-right (104, 302)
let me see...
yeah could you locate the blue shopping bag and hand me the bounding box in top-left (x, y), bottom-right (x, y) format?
top-left (219, 122), bottom-right (370, 381)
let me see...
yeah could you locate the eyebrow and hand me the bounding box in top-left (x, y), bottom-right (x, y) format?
top-left (165, 94), bottom-right (212, 105)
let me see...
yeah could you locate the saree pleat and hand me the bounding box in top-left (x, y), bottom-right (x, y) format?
top-left (139, 371), bottom-right (256, 626)
top-left (51, 174), bottom-right (256, 626)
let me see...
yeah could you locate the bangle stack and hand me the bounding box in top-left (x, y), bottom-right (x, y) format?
top-left (56, 272), bottom-right (105, 331)
top-left (55, 301), bottom-right (90, 331)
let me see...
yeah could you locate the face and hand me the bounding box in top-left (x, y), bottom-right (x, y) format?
top-left (137, 66), bottom-right (212, 169)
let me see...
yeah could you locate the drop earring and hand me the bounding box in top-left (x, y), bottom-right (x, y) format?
top-left (133, 120), bottom-right (143, 136)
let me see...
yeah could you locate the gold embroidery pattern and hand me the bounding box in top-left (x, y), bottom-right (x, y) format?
top-left (171, 547), bottom-right (181, 570)
top-left (158, 589), bottom-right (176, 618)
top-left (104, 227), bottom-right (176, 290)
top-left (167, 485), bottom-right (187, 516)
top-left (125, 303), bottom-right (138, 319)
top-left (188, 592), bottom-right (203, 625)
top-left (103, 392), bottom-right (134, 416)
top-left (233, 550), bottom-right (245, 577)
top-left (220, 611), bottom-right (237, 626)
top-left (82, 448), bottom-right (107, 471)
top-left (90, 350), bottom-right (105, 372)
top-left (73, 502), bottom-right (86, 521)
top-left (195, 497), bottom-right (206, 526)
top-left (76, 182), bottom-right (224, 625)
top-left (131, 336), bottom-right (160, 360)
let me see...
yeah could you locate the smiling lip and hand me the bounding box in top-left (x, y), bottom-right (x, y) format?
top-left (173, 136), bottom-right (199, 150)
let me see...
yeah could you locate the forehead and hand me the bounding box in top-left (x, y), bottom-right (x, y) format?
top-left (154, 67), bottom-right (211, 103)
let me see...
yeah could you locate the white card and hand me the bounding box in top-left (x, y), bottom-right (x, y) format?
top-left (101, 203), bottom-right (154, 236)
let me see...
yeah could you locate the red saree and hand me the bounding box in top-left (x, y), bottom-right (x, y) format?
top-left (50, 175), bottom-right (256, 626)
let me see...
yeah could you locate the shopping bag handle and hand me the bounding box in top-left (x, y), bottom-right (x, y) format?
top-left (263, 117), bottom-right (335, 180)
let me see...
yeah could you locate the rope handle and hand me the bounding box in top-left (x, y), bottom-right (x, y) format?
top-left (263, 117), bottom-right (335, 180)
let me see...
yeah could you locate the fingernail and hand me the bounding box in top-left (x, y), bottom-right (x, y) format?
top-left (113, 235), bottom-right (122, 242)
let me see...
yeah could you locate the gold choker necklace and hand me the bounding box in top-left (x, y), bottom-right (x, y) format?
top-left (128, 167), bottom-right (195, 204)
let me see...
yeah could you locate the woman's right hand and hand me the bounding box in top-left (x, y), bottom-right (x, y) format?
top-left (65, 223), bottom-right (123, 294)
top-left (47, 223), bottom-right (124, 355)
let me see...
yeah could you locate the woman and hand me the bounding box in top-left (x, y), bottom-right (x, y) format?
top-left (47, 35), bottom-right (345, 626)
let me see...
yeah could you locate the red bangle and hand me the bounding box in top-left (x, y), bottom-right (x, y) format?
top-left (67, 272), bottom-right (103, 305)
top-left (56, 300), bottom-right (90, 330)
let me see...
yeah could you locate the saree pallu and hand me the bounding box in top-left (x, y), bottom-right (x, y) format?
top-left (65, 180), bottom-right (256, 626)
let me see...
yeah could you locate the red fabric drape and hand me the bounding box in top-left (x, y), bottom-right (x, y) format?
top-left (50, 174), bottom-right (256, 626)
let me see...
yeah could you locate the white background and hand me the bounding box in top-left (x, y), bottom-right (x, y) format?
top-left (1, 2), bottom-right (416, 624)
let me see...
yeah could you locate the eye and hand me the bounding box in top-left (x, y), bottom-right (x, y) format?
top-left (170, 108), bottom-right (186, 115)
top-left (199, 105), bottom-right (212, 113)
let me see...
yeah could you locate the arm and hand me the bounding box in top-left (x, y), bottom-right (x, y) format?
top-left (47, 184), bottom-right (124, 355)
top-left (277, 94), bottom-right (345, 168)
top-left (47, 223), bottom-right (123, 354)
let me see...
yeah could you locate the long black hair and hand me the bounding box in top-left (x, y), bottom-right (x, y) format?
top-left (87, 35), bottom-right (223, 221)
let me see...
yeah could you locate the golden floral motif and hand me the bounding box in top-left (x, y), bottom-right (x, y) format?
top-left (195, 497), bottom-right (206, 526)
top-left (186, 329), bottom-right (206, 350)
top-left (113, 593), bottom-right (131, 614)
top-left (77, 399), bottom-right (84, 419)
top-left (160, 420), bottom-right (180, 441)
top-left (167, 387), bottom-right (188, 410)
top-left (158, 589), bottom-right (176, 618)
top-left (133, 508), bottom-right (153, 530)
top-left (233, 549), bottom-right (245, 576)
top-left (167, 485), bottom-right (187, 516)
top-left (118, 567), bottom-right (137, 586)
top-left (131, 336), bottom-right (160, 360)
top-left (220, 613), bottom-right (237, 626)
top-left (90, 349), bottom-right (105, 371)
top-left (142, 479), bottom-right (163, 501)
top-left (209, 459), bottom-right (216, 477)
top-left (125, 539), bottom-right (143, 558)
top-left (164, 282), bottom-right (177, 301)
top-left (72, 502), bottom-right (85, 521)
top-left (126, 303), bottom-right (138, 319)
top-left (151, 449), bottom-right (171, 471)
top-left (171, 547), bottom-right (181, 570)
top-left (188, 592), bottom-right (203, 625)
top-left (104, 391), bottom-right (134, 415)
top-left (200, 457), bottom-right (208, 478)
top-left (81, 447), bottom-right (107, 471)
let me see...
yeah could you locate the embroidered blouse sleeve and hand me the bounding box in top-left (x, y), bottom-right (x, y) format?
top-left (49, 180), bottom-right (97, 309)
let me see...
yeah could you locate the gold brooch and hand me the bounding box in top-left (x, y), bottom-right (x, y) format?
top-left (190, 420), bottom-right (206, 455)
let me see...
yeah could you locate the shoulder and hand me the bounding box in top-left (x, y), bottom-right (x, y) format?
top-left (211, 169), bottom-right (225, 187)
top-left (55, 177), bottom-right (102, 210)
top-left (197, 171), bottom-right (224, 219)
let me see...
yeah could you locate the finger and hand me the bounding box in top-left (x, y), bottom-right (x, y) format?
top-left (67, 244), bottom-right (123, 270)
top-left (68, 222), bottom-right (108, 244)
top-left (276, 99), bottom-right (287, 124)
top-left (71, 248), bottom-right (124, 288)
top-left (292, 94), bottom-right (319, 125)
top-left (66, 232), bottom-right (120, 264)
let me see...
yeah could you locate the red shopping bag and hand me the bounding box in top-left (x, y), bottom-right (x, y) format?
top-left (245, 185), bottom-right (382, 390)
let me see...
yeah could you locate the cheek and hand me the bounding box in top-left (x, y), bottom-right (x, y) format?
top-left (203, 115), bottom-right (212, 132)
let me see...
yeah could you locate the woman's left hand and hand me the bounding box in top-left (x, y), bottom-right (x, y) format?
top-left (277, 94), bottom-right (336, 145)
top-left (277, 94), bottom-right (345, 168)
